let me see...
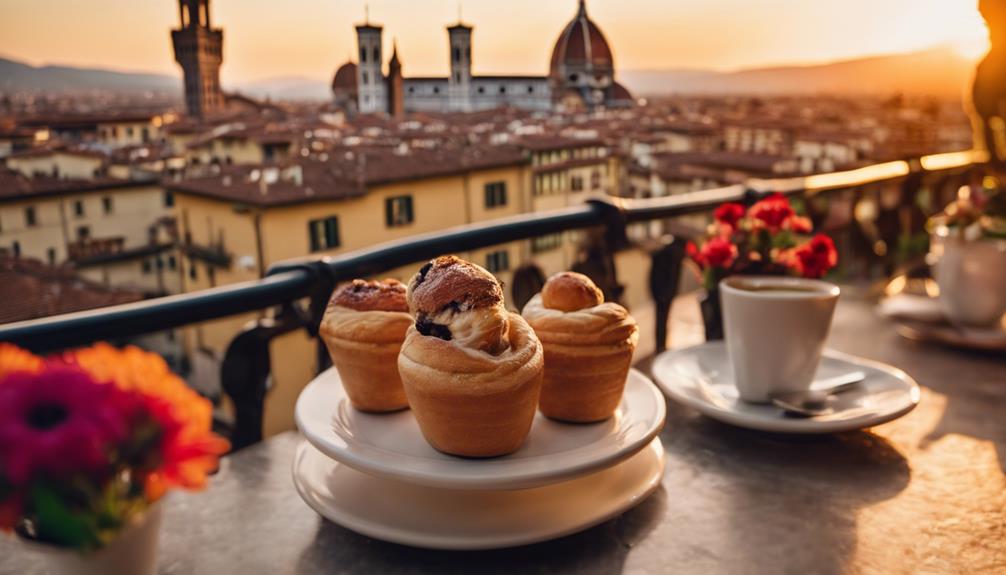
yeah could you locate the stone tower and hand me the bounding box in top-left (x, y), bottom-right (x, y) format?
top-left (386, 42), bottom-right (405, 118)
top-left (356, 22), bottom-right (386, 114)
top-left (447, 23), bottom-right (473, 112)
top-left (171, 0), bottom-right (224, 119)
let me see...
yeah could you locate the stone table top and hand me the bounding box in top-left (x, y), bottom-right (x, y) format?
top-left (3, 295), bottom-right (1004, 574)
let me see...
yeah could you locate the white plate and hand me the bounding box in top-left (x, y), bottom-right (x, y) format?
top-left (295, 367), bottom-right (666, 490)
top-left (652, 342), bottom-right (920, 434)
top-left (292, 438), bottom-right (665, 550)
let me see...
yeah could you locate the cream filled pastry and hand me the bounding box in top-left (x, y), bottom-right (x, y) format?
top-left (522, 272), bottom-right (639, 422)
top-left (398, 256), bottom-right (544, 457)
top-left (319, 279), bottom-right (413, 412)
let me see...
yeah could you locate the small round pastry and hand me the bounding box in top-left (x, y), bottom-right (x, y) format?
top-left (398, 256), bottom-right (544, 457)
top-left (319, 279), bottom-right (413, 412)
top-left (522, 272), bottom-right (639, 423)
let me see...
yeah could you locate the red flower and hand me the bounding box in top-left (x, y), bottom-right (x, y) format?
top-left (697, 237), bottom-right (738, 269)
top-left (714, 202), bottom-right (746, 228)
top-left (0, 366), bottom-right (142, 487)
top-left (783, 215), bottom-right (813, 234)
top-left (793, 234), bottom-right (838, 278)
top-left (749, 193), bottom-right (795, 231)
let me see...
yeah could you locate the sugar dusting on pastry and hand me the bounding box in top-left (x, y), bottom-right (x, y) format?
top-left (407, 256), bottom-right (510, 355)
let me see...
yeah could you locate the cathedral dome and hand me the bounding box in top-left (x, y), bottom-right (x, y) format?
top-left (549, 0), bottom-right (614, 79)
top-left (332, 61), bottom-right (358, 94)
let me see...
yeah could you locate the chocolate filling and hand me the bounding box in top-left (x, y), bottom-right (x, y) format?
top-left (415, 317), bottom-right (452, 341)
top-left (414, 261), bottom-right (434, 287)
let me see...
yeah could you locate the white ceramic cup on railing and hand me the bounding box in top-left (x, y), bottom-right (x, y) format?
top-left (720, 276), bottom-right (840, 403)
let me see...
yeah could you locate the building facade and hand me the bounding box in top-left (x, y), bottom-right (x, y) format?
top-left (332, 1), bottom-right (633, 115)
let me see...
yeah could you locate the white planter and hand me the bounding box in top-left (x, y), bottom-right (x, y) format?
top-left (930, 229), bottom-right (1006, 327)
top-left (28, 503), bottom-right (162, 575)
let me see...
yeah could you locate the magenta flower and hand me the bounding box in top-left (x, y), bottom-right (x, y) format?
top-left (0, 366), bottom-right (139, 486)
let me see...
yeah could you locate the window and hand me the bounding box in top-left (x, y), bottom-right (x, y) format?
top-left (485, 250), bottom-right (510, 274)
top-left (188, 260), bottom-right (198, 280)
top-left (74, 200), bottom-right (85, 217)
top-left (571, 176), bottom-right (584, 192)
top-left (527, 85), bottom-right (534, 93)
top-left (360, 47), bottom-right (367, 63)
top-left (453, 46), bottom-right (461, 62)
top-left (532, 233), bottom-right (562, 253)
top-left (478, 86), bottom-right (485, 94)
top-left (77, 226), bottom-right (90, 240)
top-left (164, 190), bottom-right (175, 207)
top-left (308, 216), bottom-right (341, 252)
top-left (12, 241), bottom-right (20, 257)
top-left (385, 195), bottom-right (414, 227)
top-left (156, 256), bottom-right (165, 270)
top-left (499, 86), bottom-right (506, 94)
top-left (433, 86), bottom-right (440, 94)
top-left (362, 71), bottom-right (369, 85)
top-left (484, 181), bottom-right (507, 208)
top-left (47, 248), bottom-right (56, 265)
top-left (25, 206), bottom-right (37, 227)
top-left (373, 47), bottom-right (380, 62)
top-left (142, 259), bottom-right (152, 274)
top-left (168, 255), bottom-right (177, 270)
top-left (102, 196), bottom-right (113, 214)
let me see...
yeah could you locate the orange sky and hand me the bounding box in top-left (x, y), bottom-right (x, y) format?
top-left (0, 0), bottom-right (990, 86)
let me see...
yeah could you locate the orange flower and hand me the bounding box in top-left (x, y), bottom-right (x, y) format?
top-left (0, 344), bottom-right (43, 380)
top-left (62, 344), bottom-right (230, 500)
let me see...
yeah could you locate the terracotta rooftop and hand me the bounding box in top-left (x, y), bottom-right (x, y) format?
top-left (0, 257), bottom-right (143, 325)
top-left (0, 169), bottom-right (159, 203)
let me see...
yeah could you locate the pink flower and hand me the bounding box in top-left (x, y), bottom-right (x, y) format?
top-left (783, 215), bottom-right (813, 234)
top-left (749, 193), bottom-right (795, 231)
top-left (0, 367), bottom-right (141, 487)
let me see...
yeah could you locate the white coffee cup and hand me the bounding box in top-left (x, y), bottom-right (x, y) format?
top-left (720, 276), bottom-right (840, 403)
top-left (930, 229), bottom-right (1006, 327)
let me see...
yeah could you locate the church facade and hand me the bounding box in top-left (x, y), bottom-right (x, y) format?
top-left (332, 1), bottom-right (633, 116)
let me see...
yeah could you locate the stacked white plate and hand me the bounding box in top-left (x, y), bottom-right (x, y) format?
top-left (292, 368), bottom-right (668, 550)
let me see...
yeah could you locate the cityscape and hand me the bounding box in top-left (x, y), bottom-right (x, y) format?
top-left (0, 2), bottom-right (989, 431)
top-left (2, 1), bottom-right (1006, 573)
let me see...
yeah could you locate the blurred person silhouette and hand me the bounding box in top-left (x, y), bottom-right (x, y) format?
top-left (972, 0), bottom-right (1006, 168)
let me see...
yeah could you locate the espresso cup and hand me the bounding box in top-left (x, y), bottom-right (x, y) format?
top-left (720, 276), bottom-right (840, 403)
top-left (930, 229), bottom-right (1006, 327)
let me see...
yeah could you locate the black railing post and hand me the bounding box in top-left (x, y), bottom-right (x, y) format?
top-left (649, 236), bottom-right (687, 352)
top-left (220, 303), bottom-right (309, 450)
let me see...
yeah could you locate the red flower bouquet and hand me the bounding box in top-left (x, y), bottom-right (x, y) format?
top-left (0, 343), bottom-right (229, 552)
top-left (688, 193), bottom-right (839, 290)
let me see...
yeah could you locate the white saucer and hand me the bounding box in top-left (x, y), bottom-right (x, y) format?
top-left (292, 438), bottom-right (665, 550)
top-left (295, 368), bottom-right (666, 490)
top-left (652, 342), bottom-right (920, 434)
top-left (879, 294), bottom-right (1006, 352)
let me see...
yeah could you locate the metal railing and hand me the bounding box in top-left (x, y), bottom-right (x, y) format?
top-left (0, 149), bottom-right (985, 447)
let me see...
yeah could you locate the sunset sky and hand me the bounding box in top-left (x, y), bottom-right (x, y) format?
top-left (0, 0), bottom-right (990, 86)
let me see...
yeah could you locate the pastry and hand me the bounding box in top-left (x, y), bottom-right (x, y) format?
top-left (319, 279), bottom-right (413, 412)
top-left (397, 256), bottom-right (544, 457)
top-left (522, 272), bottom-right (639, 422)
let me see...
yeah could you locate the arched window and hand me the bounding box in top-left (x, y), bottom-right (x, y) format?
top-left (373, 47), bottom-right (380, 62)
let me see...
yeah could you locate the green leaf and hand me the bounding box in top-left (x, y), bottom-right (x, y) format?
top-left (29, 484), bottom-right (101, 550)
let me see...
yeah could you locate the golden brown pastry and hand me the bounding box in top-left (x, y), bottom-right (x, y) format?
top-left (522, 272), bottom-right (639, 422)
top-left (319, 279), bottom-right (413, 412)
top-left (397, 256), bottom-right (544, 457)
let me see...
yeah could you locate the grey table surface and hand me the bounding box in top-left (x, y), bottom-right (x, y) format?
top-left (3, 295), bottom-right (1005, 575)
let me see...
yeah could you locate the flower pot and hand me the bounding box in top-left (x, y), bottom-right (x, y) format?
top-left (699, 288), bottom-right (724, 341)
top-left (930, 230), bottom-right (1006, 327)
top-left (27, 503), bottom-right (163, 575)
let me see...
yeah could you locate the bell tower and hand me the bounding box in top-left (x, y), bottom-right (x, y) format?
top-left (447, 22), bottom-right (473, 112)
top-left (172, 0), bottom-right (224, 119)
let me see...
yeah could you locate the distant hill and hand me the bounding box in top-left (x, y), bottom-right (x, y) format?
top-left (0, 46), bottom-right (979, 100)
top-left (620, 47), bottom-right (977, 98)
top-left (0, 56), bottom-right (179, 93)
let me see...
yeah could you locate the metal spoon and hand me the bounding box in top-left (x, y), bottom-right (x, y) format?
top-left (770, 371), bottom-right (867, 417)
